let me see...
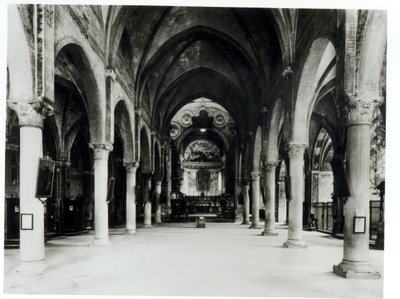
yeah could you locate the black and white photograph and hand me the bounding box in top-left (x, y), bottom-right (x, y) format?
top-left (1, 0), bottom-right (399, 298)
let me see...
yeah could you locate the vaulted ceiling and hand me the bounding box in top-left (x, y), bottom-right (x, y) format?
top-left (111, 6), bottom-right (283, 139)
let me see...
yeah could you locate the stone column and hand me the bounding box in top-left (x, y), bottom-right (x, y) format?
top-left (277, 181), bottom-right (287, 223)
top-left (154, 180), bottom-right (162, 224)
top-left (249, 172), bottom-right (261, 229)
top-left (90, 143), bottom-right (113, 246)
top-left (166, 178), bottom-right (172, 215)
top-left (283, 143), bottom-right (307, 248)
top-left (241, 179), bottom-right (251, 225)
top-left (144, 176), bottom-right (152, 228)
top-left (124, 161), bottom-right (139, 235)
top-left (9, 102), bottom-right (52, 274)
top-left (333, 99), bottom-right (381, 278)
top-left (262, 161), bottom-right (279, 236)
top-left (234, 179), bottom-right (243, 223)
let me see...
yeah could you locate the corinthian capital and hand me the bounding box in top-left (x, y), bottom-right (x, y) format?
top-left (285, 143), bottom-right (308, 159)
top-left (89, 143), bottom-right (113, 160)
top-left (345, 94), bottom-right (382, 126)
top-left (8, 101), bottom-right (53, 128)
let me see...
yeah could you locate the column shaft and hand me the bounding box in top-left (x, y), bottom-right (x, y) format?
top-left (89, 143), bottom-right (112, 246)
top-left (242, 182), bottom-right (250, 225)
top-left (278, 181), bottom-right (287, 223)
top-left (93, 156), bottom-right (110, 244)
top-left (284, 144), bottom-right (307, 248)
top-left (125, 163), bottom-right (138, 234)
top-left (154, 180), bottom-right (162, 224)
top-left (250, 172), bottom-right (261, 229)
top-left (263, 162), bottom-right (278, 236)
top-left (144, 178), bottom-right (152, 228)
top-left (19, 127), bottom-right (45, 262)
top-left (334, 123), bottom-right (380, 278)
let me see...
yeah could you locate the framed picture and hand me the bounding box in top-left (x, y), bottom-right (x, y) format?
top-left (35, 158), bottom-right (56, 198)
top-left (353, 216), bottom-right (366, 234)
top-left (20, 213), bottom-right (33, 230)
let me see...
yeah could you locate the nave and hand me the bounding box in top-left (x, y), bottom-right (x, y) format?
top-left (4, 222), bottom-right (383, 298)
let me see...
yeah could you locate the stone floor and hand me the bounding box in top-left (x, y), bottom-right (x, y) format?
top-left (3, 222), bottom-right (384, 298)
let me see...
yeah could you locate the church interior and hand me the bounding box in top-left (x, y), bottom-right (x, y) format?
top-left (3, 3), bottom-right (390, 298)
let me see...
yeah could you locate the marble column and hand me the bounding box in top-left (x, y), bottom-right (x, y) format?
top-left (333, 99), bottom-right (381, 278)
top-left (277, 181), bottom-right (287, 223)
top-left (283, 143), bottom-right (307, 248)
top-left (241, 180), bottom-right (251, 225)
top-left (124, 161), bottom-right (139, 235)
top-left (262, 161), bottom-right (279, 236)
top-left (166, 177), bottom-right (172, 215)
top-left (90, 143), bottom-right (113, 246)
top-left (250, 172), bottom-right (261, 229)
top-left (144, 176), bottom-right (152, 228)
top-left (154, 180), bottom-right (162, 224)
top-left (9, 102), bottom-right (52, 274)
top-left (234, 179), bottom-right (242, 223)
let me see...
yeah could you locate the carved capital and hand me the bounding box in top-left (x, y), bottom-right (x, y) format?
top-left (105, 68), bottom-right (117, 80)
top-left (345, 94), bottom-right (381, 126)
top-left (8, 101), bottom-right (53, 128)
top-left (265, 161), bottom-right (279, 171)
top-left (251, 171), bottom-right (261, 180)
top-left (282, 65), bottom-right (293, 78)
top-left (285, 143), bottom-right (308, 159)
top-left (124, 161), bottom-right (140, 173)
top-left (89, 143), bottom-right (113, 160)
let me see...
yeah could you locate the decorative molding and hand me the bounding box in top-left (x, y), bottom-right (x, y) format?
top-left (345, 94), bottom-right (381, 126)
top-left (89, 143), bottom-right (113, 160)
top-left (285, 143), bottom-right (308, 159)
top-left (182, 160), bottom-right (223, 170)
top-left (44, 5), bottom-right (54, 27)
top-left (8, 101), bottom-right (53, 128)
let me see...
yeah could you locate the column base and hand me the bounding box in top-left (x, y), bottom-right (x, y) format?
top-left (333, 260), bottom-right (381, 279)
top-left (91, 238), bottom-right (112, 247)
top-left (144, 224), bottom-right (152, 228)
top-left (262, 230), bottom-right (278, 236)
top-left (15, 260), bottom-right (53, 275)
top-left (249, 224), bottom-right (262, 229)
top-left (155, 220), bottom-right (162, 225)
top-left (283, 239), bottom-right (307, 248)
top-left (241, 220), bottom-right (250, 225)
top-left (124, 229), bottom-right (137, 235)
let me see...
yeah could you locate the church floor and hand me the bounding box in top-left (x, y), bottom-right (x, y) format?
top-left (4, 222), bottom-right (383, 298)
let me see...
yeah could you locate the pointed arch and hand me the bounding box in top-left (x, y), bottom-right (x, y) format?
top-left (114, 99), bottom-right (135, 163)
top-left (292, 38), bottom-right (336, 144)
top-left (55, 41), bottom-right (106, 143)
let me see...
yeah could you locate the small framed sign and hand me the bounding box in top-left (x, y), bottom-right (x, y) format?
top-left (353, 216), bottom-right (366, 234)
top-left (21, 213), bottom-right (34, 230)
